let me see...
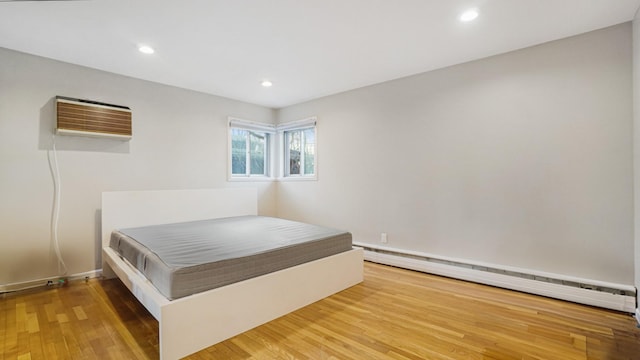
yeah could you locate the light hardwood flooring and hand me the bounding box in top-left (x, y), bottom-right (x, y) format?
top-left (1, 262), bottom-right (639, 359)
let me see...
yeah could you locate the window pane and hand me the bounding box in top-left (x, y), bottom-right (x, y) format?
top-left (303, 128), bottom-right (315, 175)
top-left (288, 131), bottom-right (301, 175)
top-left (231, 129), bottom-right (247, 175)
top-left (249, 132), bottom-right (266, 175)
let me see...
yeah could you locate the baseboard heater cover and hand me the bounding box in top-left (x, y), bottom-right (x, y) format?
top-left (354, 242), bottom-right (636, 313)
top-left (56, 96), bottom-right (132, 140)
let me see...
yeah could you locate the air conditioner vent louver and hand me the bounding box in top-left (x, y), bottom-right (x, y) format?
top-left (56, 96), bottom-right (132, 140)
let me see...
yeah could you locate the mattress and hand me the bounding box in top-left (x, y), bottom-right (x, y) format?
top-left (109, 215), bottom-right (352, 300)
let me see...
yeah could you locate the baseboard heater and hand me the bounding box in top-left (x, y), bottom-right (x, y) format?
top-left (56, 96), bottom-right (132, 140)
top-left (354, 242), bottom-right (636, 313)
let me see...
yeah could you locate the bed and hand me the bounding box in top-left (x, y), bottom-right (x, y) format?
top-left (101, 188), bottom-right (364, 359)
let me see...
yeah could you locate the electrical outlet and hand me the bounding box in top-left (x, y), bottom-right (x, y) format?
top-left (381, 232), bottom-right (388, 244)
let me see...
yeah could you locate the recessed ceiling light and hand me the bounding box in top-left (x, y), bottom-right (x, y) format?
top-left (261, 80), bottom-right (273, 87)
top-left (459, 9), bottom-right (479, 22)
top-left (138, 45), bottom-right (155, 54)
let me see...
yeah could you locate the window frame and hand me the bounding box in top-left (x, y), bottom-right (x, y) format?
top-left (279, 117), bottom-right (317, 181)
top-left (227, 117), bottom-right (275, 181)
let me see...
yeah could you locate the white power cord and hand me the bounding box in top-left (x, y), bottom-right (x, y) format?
top-left (49, 134), bottom-right (68, 275)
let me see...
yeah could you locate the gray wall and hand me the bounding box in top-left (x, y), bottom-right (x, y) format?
top-left (0, 48), bottom-right (276, 285)
top-left (1, 22), bottom-right (635, 290)
top-left (277, 23), bottom-right (634, 285)
top-left (633, 12), bottom-right (640, 312)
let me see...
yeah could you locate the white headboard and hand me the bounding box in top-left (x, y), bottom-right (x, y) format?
top-left (101, 188), bottom-right (257, 248)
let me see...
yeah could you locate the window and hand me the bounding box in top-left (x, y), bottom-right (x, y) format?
top-left (281, 117), bottom-right (317, 178)
top-left (228, 116), bottom-right (317, 181)
top-left (228, 118), bottom-right (274, 179)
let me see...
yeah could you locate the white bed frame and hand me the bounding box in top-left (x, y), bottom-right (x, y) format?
top-left (101, 188), bottom-right (364, 360)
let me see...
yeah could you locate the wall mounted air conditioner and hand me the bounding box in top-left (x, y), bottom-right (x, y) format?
top-left (56, 96), bottom-right (132, 140)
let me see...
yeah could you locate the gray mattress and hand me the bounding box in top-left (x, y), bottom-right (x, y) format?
top-left (109, 215), bottom-right (352, 300)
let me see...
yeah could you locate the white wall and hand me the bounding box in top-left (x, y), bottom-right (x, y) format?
top-left (0, 48), bottom-right (276, 285)
top-left (277, 23), bottom-right (634, 285)
top-left (2, 23), bottom-right (636, 291)
top-left (633, 11), bottom-right (640, 313)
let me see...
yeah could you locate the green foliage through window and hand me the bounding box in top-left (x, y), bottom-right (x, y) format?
top-left (285, 127), bottom-right (315, 177)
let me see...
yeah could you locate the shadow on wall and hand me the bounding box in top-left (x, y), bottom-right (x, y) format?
top-left (95, 209), bottom-right (103, 270)
top-left (38, 96), bottom-right (131, 153)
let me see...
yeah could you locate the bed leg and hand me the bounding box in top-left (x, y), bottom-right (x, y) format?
top-left (101, 261), bottom-right (117, 279)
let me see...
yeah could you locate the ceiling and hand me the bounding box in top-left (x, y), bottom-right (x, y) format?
top-left (1, 0), bottom-right (639, 109)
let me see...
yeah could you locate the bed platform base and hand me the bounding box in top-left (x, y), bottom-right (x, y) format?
top-left (101, 188), bottom-right (363, 359)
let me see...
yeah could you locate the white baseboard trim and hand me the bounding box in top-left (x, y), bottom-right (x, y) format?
top-left (356, 243), bottom-right (636, 313)
top-left (0, 269), bottom-right (102, 294)
top-left (636, 309), bottom-right (640, 327)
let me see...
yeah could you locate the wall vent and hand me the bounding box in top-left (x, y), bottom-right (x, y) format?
top-left (56, 96), bottom-right (132, 140)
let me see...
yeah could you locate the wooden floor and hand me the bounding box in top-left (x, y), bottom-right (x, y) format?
top-left (1, 262), bottom-right (639, 360)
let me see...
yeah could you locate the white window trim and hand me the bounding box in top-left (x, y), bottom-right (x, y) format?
top-left (277, 117), bottom-right (316, 132)
top-left (277, 117), bottom-right (318, 181)
top-left (227, 116), bottom-right (318, 182)
top-left (227, 117), bottom-right (275, 182)
top-left (229, 118), bottom-right (276, 134)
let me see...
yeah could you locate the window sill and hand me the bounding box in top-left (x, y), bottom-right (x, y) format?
top-left (277, 175), bottom-right (317, 182)
top-left (228, 176), bottom-right (275, 182)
